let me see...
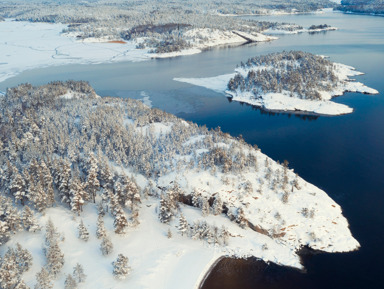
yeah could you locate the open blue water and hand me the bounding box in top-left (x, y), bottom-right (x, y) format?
top-left (1, 11), bottom-right (383, 289)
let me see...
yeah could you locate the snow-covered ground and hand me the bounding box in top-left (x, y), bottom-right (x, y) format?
top-left (0, 20), bottom-right (275, 83)
top-left (0, 90), bottom-right (361, 288)
top-left (174, 61), bottom-right (379, 116)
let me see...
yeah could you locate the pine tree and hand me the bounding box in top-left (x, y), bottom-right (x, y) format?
top-left (212, 196), bottom-right (223, 215)
top-left (34, 267), bottom-right (53, 289)
top-left (28, 182), bottom-right (48, 213)
top-left (73, 263), bottom-right (86, 284)
top-left (10, 172), bottom-right (26, 205)
top-left (220, 225), bottom-right (229, 246)
top-left (112, 254), bottom-right (131, 280)
top-left (0, 250), bottom-right (19, 289)
top-left (46, 242), bottom-right (64, 277)
top-left (100, 236), bottom-right (113, 256)
top-left (40, 161), bottom-right (54, 207)
top-left (97, 202), bottom-right (105, 217)
top-left (167, 228), bottom-right (172, 239)
top-left (130, 207), bottom-right (140, 227)
top-left (45, 219), bottom-right (60, 247)
top-left (158, 194), bottom-right (172, 223)
top-left (15, 243), bottom-right (33, 274)
top-left (64, 274), bottom-right (77, 289)
top-left (0, 220), bottom-right (10, 246)
top-left (177, 214), bottom-right (188, 236)
top-left (14, 279), bottom-right (29, 289)
top-left (113, 207), bottom-right (128, 234)
top-left (201, 197), bottom-right (210, 217)
top-left (236, 207), bottom-right (247, 228)
top-left (21, 206), bottom-right (41, 232)
top-left (96, 215), bottom-right (106, 239)
top-left (86, 153), bottom-right (100, 203)
top-left (58, 160), bottom-right (72, 207)
top-left (77, 220), bottom-right (89, 241)
top-left (70, 178), bottom-right (86, 215)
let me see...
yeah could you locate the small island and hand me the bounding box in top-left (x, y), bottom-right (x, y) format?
top-left (175, 51), bottom-right (379, 115)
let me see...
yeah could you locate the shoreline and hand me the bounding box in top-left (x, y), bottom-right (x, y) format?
top-left (195, 256), bottom-right (225, 289)
top-left (0, 19), bottom-right (275, 84)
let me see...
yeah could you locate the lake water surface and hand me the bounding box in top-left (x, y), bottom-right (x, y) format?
top-left (1, 11), bottom-right (383, 289)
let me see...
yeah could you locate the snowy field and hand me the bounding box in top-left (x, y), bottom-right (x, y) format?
top-left (174, 61), bottom-right (379, 116)
top-left (0, 20), bottom-right (275, 83)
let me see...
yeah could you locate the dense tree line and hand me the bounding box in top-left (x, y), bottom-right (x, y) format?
top-left (338, 0), bottom-right (384, 14)
top-left (0, 0), bottom-right (336, 53)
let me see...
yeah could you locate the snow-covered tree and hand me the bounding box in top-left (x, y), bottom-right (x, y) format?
top-left (58, 160), bottom-right (72, 207)
top-left (113, 206), bottom-right (129, 234)
top-left (40, 160), bottom-right (54, 207)
top-left (64, 274), bottom-right (77, 289)
top-left (201, 197), bottom-right (210, 217)
top-left (46, 242), bottom-right (64, 277)
top-left (96, 215), bottom-right (106, 239)
top-left (73, 263), bottom-right (86, 284)
top-left (70, 177), bottom-right (86, 215)
top-left (212, 196), bottom-right (223, 215)
top-left (10, 172), bottom-right (26, 205)
top-left (112, 254), bottom-right (131, 280)
top-left (34, 267), bottom-right (53, 289)
top-left (86, 153), bottom-right (100, 203)
top-left (21, 206), bottom-right (41, 232)
top-left (158, 194), bottom-right (172, 223)
top-left (177, 214), bottom-right (188, 236)
top-left (0, 220), bottom-right (10, 246)
top-left (77, 220), bottom-right (89, 241)
top-left (15, 243), bottom-right (33, 274)
top-left (100, 236), bottom-right (113, 256)
top-left (0, 250), bottom-right (20, 289)
top-left (45, 219), bottom-right (60, 247)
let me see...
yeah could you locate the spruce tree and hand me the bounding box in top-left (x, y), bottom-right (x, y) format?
top-left (15, 243), bottom-right (33, 274)
top-left (177, 214), bottom-right (188, 236)
top-left (113, 207), bottom-right (129, 234)
top-left (100, 236), bottom-right (113, 256)
top-left (21, 206), bottom-right (41, 232)
top-left (46, 242), bottom-right (64, 277)
top-left (112, 254), bottom-right (131, 280)
top-left (34, 268), bottom-right (53, 289)
top-left (96, 215), bottom-right (106, 239)
top-left (64, 274), bottom-right (77, 289)
top-left (77, 220), bottom-right (89, 241)
top-left (73, 263), bottom-right (86, 284)
top-left (212, 196), bottom-right (223, 215)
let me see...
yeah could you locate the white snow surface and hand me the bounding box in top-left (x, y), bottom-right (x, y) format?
top-left (0, 20), bottom-right (275, 82)
top-left (174, 61), bottom-right (379, 116)
top-left (0, 102), bottom-right (361, 288)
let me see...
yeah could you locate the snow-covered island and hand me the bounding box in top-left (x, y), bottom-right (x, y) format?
top-left (0, 81), bottom-right (359, 288)
top-left (263, 23), bottom-right (338, 35)
top-left (175, 51), bottom-right (379, 116)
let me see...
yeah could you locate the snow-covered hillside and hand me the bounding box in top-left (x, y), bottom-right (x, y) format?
top-left (0, 82), bottom-right (359, 289)
top-left (174, 51), bottom-right (379, 116)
